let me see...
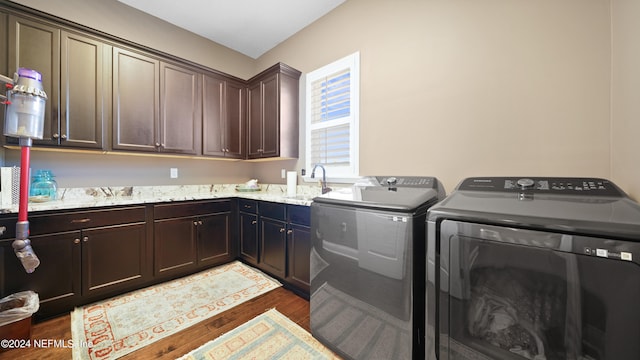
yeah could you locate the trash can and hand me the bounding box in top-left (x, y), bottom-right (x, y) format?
top-left (0, 291), bottom-right (39, 350)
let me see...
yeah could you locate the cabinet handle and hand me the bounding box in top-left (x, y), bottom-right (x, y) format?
top-left (287, 229), bottom-right (293, 235)
top-left (244, 205), bottom-right (252, 209)
top-left (0, 226), bottom-right (5, 236)
top-left (71, 218), bottom-right (91, 224)
top-left (251, 220), bottom-right (257, 225)
top-left (74, 238), bottom-right (80, 244)
top-left (83, 236), bottom-right (89, 242)
top-left (280, 228), bottom-right (285, 233)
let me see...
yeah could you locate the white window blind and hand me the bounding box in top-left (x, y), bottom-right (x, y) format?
top-left (306, 52), bottom-right (359, 180)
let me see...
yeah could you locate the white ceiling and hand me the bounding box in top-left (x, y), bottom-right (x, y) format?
top-left (117, 0), bottom-right (346, 59)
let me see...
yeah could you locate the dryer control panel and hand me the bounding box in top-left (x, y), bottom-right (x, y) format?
top-left (458, 177), bottom-right (625, 197)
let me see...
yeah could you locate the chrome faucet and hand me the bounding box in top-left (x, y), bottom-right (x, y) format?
top-left (311, 164), bottom-right (332, 194)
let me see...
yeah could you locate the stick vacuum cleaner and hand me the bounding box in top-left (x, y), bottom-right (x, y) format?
top-left (1, 68), bottom-right (48, 273)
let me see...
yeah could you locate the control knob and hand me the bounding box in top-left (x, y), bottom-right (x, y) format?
top-left (516, 178), bottom-right (535, 190)
top-left (386, 177), bottom-right (398, 186)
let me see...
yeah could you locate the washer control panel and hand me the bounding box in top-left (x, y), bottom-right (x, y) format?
top-left (458, 177), bottom-right (624, 197)
top-left (374, 176), bottom-right (435, 188)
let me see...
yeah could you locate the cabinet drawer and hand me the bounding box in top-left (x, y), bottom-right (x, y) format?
top-left (0, 216), bottom-right (18, 240)
top-left (238, 199), bottom-right (257, 214)
top-left (259, 201), bottom-right (286, 221)
top-left (154, 200), bottom-right (231, 220)
top-left (29, 206), bottom-right (147, 235)
top-left (287, 205), bottom-right (310, 227)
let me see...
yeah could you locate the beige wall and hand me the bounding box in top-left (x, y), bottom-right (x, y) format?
top-left (611, 0), bottom-right (640, 200)
top-left (257, 0), bottom-right (612, 193)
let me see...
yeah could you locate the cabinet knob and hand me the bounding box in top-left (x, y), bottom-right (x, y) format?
top-left (287, 229), bottom-right (293, 235)
top-left (61, 134), bottom-right (67, 140)
top-left (0, 226), bottom-right (5, 236)
top-left (280, 228), bottom-right (285, 233)
top-left (53, 133), bottom-right (59, 139)
top-left (155, 142), bottom-right (160, 147)
top-left (198, 220), bottom-right (203, 225)
top-left (74, 238), bottom-right (81, 244)
top-left (251, 220), bottom-right (257, 225)
top-left (83, 236), bottom-right (89, 242)
top-left (193, 221), bottom-right (199, 226)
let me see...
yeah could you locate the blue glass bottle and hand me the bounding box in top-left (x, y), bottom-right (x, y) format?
top-left (30, 170), bottom-right (58, 201)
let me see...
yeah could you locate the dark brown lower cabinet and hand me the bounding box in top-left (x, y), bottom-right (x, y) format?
top-left (2, 231), bottom-right (81, 319)
top-left (286, 205), bottom-right (311, 295)
top-left (238, 200), bottom-right (310, 296)
top-left (286, 222), bottom-right (310, 294)
top-left (239, 211), bottom-right (259, 265)
top-left (153, 200), bottom-right (233, 280)
top-left (259, 217), bottom-right (287, 279)
top-left (154, 216), bottom-right (198, 276)
top-left (198, 212), bottom-right (232, 267)
top-left (0, 206), bottom-right (151, 320)
top-left (82, 222), bottom-right (148, 298)
top-left (0, 197), bottom-right (309, 320)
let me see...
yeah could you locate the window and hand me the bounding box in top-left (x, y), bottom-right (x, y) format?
top-left (305, 52), bottom-right (359, 181)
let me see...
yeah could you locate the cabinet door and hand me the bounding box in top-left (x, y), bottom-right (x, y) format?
top-left (112, 47), bottom-right (159, 151)
top-left (1, 231), bottom-right (81, 320)
top-left (260, 73), bottom-right (279, 157)
top-left (287, 224), bottom-right (311, 293)
top-left (239, 212), bottom-right (259, 265)
top-left (260, 217), bottom-right (287, 278)
top-left (8, 15), bottom-right (60, 145)
top-left (247, 81), bottom-right (263, 158)
top-left (60, 30), bottom-right (107, 149)
top-left (225, 79), bottom-right (245, 158)
top-left (0, 12), bottom-right (7, 76)
top-left (154, 217), bottom-right (197, 278)
top-left (82, 222), bottom-right (148, 298)
top-left (197, 212), bottom-right (232, 267)
top-left (202, 74), bottom-right (225, 157)
top-left (160, 62), bottom-right (201, 154)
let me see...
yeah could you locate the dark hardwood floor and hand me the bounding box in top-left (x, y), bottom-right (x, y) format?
top-left (0, 287), bottom-right (309, 360)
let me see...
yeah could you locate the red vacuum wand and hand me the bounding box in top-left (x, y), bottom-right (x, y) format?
top-left (2, 68), bottom-right (48, 273)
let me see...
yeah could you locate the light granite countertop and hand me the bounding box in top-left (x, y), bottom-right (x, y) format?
top-left (0, 184), bottom-right (321, 214)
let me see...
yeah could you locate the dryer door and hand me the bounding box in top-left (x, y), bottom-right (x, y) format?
top-left (435, 220), bottom-right (640, 360)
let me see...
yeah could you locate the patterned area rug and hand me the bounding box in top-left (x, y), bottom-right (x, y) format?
top-left (177, 309), bottom-right (340, 360)
top-left (71, 261), bottom-right (281, 360)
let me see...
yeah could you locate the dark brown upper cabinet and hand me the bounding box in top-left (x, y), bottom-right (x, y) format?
top-left (60, 30), bottom-right (109, 149)
top-left (203, 73), bottom-right (245, 159)
top-left (2, 4), bottom-right (301, 160)
top-left (247, 63), bottom-right (301, 159)
top-left (113, 47), bottom-right (202, 155)
top-left (7, 15), bottom-right (107, 149)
